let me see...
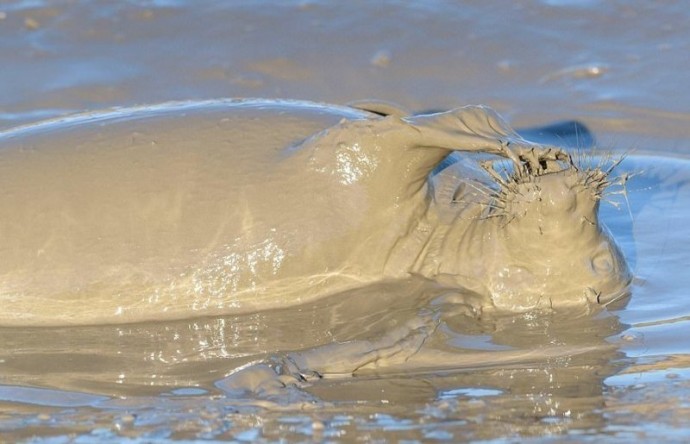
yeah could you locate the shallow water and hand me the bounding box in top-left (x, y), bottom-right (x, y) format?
top-left (1, 0), bottom-right (690, 442)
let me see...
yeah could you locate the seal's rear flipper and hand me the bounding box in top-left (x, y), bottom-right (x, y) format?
top-left (347, 100), bottom-right (410, 118)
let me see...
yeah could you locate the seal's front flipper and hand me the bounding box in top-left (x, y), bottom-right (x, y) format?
top-left (406, 105), bottom-right (568, 158)
top-left (284, 315), bottom-right (437, 377)
top-left (402, 106), bottom-right (570, 181)
top-left (215, 315), bottom-right (437, 401)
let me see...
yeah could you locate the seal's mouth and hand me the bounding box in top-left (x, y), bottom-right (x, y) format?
top-left (487, 281), bottom-right (632, 316)
top-left (589, 284), bottom-right (632, 310)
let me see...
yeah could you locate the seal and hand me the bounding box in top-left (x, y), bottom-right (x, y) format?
top-left (0, 99), bottom-right (631, 326)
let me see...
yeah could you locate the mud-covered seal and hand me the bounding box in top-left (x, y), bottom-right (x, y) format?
top-left (0, 99), bottom-right (630, 325)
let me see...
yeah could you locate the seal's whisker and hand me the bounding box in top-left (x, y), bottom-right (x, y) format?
top-left (477, 212), bottom-right (510, 222)
top-left (464, 179), bottom-right (496, 198)
top-left (452, 199), bottom-right (506, 210)
top-left (601, 198), bottom-right (622, 209)
top-left (456, 210), bottom-right (509, 222)
top-left (604, 155), bottom-right (626, 177)
top-left (499, 214), bottom-right (516, 228)
top-left (481, 160), bottom-right (511, 187)
top-left (611, 173), bottom-right (635, 222)
top-left (601, 290), bottom-right (630, 308)
top-left (595, 155), bottom-right (640, 222)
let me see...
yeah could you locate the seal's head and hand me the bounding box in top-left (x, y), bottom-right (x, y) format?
top-left (484, 158), bottom-right (631, 313)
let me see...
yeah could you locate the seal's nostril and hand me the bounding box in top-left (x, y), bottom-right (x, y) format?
top-left (591, 253), bottom-right (613, 274)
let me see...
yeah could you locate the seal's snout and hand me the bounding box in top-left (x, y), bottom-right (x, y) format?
top-left (499, 166), bottom-right (602, 241)
top-left (515, 163), bottom-right (595, 204)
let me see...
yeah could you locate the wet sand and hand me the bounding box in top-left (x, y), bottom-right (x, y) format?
top-left (1, 1), bottom-right (690, 441)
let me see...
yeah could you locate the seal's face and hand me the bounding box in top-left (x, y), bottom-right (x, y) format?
top-left (485, 164), bottom-right (631, 312)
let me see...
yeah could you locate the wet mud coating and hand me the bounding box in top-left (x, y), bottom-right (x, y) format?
top-left (0, 99), bottom-right (629, 326)
top-left (1, 1), bottom-right (690, 442)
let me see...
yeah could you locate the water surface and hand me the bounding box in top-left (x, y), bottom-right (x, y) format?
top-left (0, 0), bottom-right (689, 441)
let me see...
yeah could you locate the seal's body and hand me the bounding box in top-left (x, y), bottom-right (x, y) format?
top-left (0, 99), bottom-right (630, 326)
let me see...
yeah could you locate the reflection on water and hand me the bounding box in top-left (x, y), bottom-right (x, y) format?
top-left (1, 153), bottom-right (688, 440)
top-left (0, 284), bottom-right (628, 440)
